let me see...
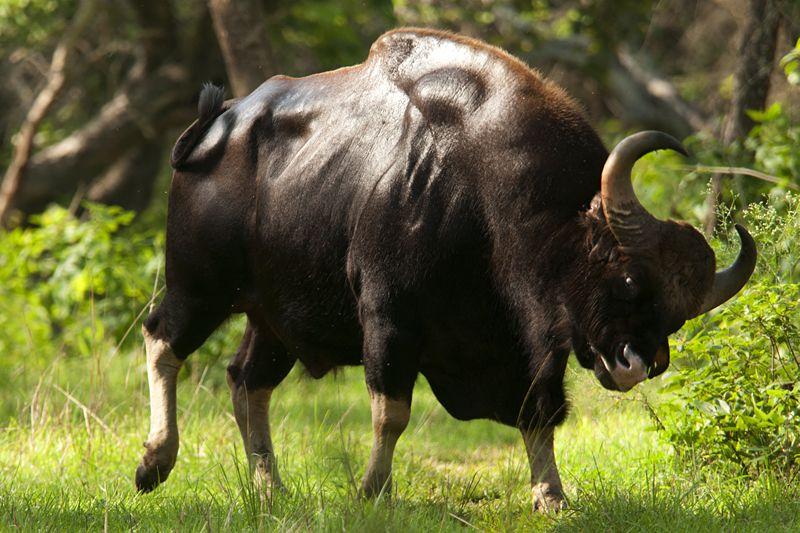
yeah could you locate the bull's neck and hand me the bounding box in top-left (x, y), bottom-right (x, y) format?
top-left (535, 209), bottom-right (596, 294)
top-left (492, 207), bottom-right (594, 335)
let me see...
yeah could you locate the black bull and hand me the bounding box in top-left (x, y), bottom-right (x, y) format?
top-left (135, 29), bottom-right (756, 511)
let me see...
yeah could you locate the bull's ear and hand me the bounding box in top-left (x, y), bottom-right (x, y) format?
top-left (170, 84), bottom-right (232, 169)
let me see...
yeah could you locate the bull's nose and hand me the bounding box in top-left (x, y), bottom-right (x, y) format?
top-left (602, 344), bottom-right (648, 392)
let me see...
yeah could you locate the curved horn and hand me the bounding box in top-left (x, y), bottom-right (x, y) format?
top-left (601, 131), bottom-right (688, 247)
top-left (691, 224), bottom-right (757, 317)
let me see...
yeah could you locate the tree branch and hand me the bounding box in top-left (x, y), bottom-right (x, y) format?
top-left (0, 0), bottom-right (98, 225)
top-left (6, 63), bottom-right (194, 215)
top-left (613, 48), bottom-right (708, 136)
top-left (524, 37), bottom-right (708, 138)
top-left (86, 140), bottom-right (165, 210)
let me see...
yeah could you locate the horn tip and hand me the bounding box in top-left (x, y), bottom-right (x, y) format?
top-left (733, 223), bottom-right (757, 267)
top-left (733, 223), bottom-right (756, 247)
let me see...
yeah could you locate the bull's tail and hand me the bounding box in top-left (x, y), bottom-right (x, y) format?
top-left (170, 83), bottom-right (227, 169)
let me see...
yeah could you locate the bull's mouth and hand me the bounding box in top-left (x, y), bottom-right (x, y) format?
top-left (589, 343), bottom-right (649, 392)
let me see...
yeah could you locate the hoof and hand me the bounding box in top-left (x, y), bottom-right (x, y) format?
top-left (135, 449), bottom-right (175, 493)
top-left (533, 484), bottom-right (566, 513)
top-left (359, 476), bottom-right (391, 499)
top-left (253, 471), bottom-right (284, 500)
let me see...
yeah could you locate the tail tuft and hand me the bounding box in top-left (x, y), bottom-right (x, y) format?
top-left (170, 83), bottom-right (227, 169)
top-left (197, 83), bottom-right (225, 127)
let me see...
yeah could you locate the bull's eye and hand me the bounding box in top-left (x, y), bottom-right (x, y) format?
top-left (613, 275), bottom-right (640, 301)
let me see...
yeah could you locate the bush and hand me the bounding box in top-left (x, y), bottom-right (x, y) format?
top-left (657, 194), bottom-right (800, 476)
top-left (0, 203), bottom-right (245, 372)
top-left (0, 203), bottom-right (163, 360)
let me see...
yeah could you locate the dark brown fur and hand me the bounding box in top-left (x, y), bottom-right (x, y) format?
top-left (138, 28), bottom-right (718, 494)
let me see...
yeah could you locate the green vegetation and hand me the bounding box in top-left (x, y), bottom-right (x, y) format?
top-left (658, 196), bottom-right (800, 476)
top-left (2, 0), bottom-right (799, 531)
top-left (2, 352), bottom-right (799, 531)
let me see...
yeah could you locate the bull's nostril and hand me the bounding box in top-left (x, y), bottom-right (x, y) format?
top-left (616, 352), bottom-right (631, 369)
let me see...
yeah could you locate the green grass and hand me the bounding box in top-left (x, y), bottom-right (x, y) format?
top-left (1, 343), bottom-right (798, 532)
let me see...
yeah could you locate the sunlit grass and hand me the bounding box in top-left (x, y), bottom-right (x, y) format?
top-left (1, 342), bottom-right (798, 531)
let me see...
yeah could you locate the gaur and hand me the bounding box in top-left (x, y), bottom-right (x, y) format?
top-left (135, 28), bottom-right (756, 511)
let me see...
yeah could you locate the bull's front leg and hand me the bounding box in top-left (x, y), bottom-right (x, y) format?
top-left (361, 392), bottom-right (411, 497)
top-left (135, 325), bottom-right (183, 492)
top-left (358, 293), bottom-right (418, 498)
top-left (521, 425), bottom-right (565, 512)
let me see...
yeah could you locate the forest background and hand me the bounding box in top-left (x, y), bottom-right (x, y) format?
top-left (0, 1), bottom-right (798, 530)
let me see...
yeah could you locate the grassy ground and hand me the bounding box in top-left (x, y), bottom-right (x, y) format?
top-left (1, 340), bottom-right (798, 532)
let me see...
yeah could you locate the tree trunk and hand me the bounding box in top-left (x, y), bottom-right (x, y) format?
top-left (722, 1), bottom-right (782, 142)
top-left (129, 0), bottom-right (178, 69)
top-left (705, 0), bottom-right (782, 234)
top-left (207, 0), bottom-right (273, 97)
top-left (86, 140), bottom-right (164, 211)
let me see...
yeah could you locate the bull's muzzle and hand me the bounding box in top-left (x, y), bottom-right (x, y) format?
top-left (599, 344), bottom-right (648, 392)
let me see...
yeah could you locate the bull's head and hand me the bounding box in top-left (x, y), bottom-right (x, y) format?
top-left (571, 131), bottom-right (757, 392)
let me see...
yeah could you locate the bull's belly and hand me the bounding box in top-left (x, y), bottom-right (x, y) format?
top-left (257, 282), bottom-right (544, 426)
top-left (254, 272), bottom-right (363, 378)
top-left (421, 357), bottom-right (531, 426)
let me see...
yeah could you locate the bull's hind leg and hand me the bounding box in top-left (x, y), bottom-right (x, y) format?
top-left (359, 300), bottom-right (419, 498)
top-left (227, 319), bottom-right (295, 497)
top-left (135, 293), bottom-right (229, 493)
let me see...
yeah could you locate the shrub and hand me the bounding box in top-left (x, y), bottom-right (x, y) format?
top-left (0, 203), bottom-right (249, 390)
top-left (0, 203), bottom-right (163, 360)
top-left (657, 194), bottom-right (800, 476)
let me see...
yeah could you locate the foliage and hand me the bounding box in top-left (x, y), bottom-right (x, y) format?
top-left (657, 194), bottom-right (800, 476)
top-left (780, 37), bottom-right (800, 86)
top-left (392, 0), bottom-right (657, 63)
top-left (746, 103), bottom-right (800, 201)
top-left (273, 0), bottom-right (393, 73)
top-left (0, 0), bottom-right (77, 51)
top-left (0, 201), bottom-right (246, 384)
top-left (0, 203), bottom-right (162, 360)
top-left (629, 102), bottom-right (800, 227)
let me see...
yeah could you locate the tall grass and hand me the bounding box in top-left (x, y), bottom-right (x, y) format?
top-left (1, 339), bottom-right (798, 531)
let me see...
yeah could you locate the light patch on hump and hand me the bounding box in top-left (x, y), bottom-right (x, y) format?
top-left (377, 31), bottom-right (496, 88)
